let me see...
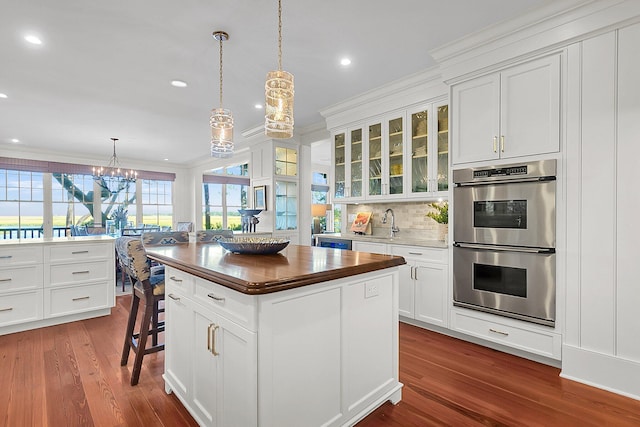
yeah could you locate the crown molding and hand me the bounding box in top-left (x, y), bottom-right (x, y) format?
top-left (431, 0), bottom-right (640, 83)
top-left (319, 67), bottom-right (446, 130)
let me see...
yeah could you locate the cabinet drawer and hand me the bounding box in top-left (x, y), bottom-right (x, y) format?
top-left (45, 282), bottom-right (110, 318)
top-left (451, 309), bottom-right (561, 360)
top-left (0, 245), bottom-right (43, 266)
top-left (48, 243), bottom-right (112, 262)
top-left (48, 260), bottom-right (111, 287)
top-left (0, 265), bottom-right (43, 293)
top-left (193, 277), bottom-right (256, 332)
top-left (0, 290), bottom-right (43, 327)
top-left (165, 267), bottom-right (195, 296)
top-left (390, 245), bottom-right (448, 263)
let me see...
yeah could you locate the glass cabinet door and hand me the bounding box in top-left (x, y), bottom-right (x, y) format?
top-left (334, 132), bottom-right (345, 199)
top-left (436, 104), bottom-right (449, 192)
top-left (388, 116), bottom-right (404, 195)
top-left (275, 146), bottom-right (297, 176)
top-left (368, 123), bottom-right (382, 196)
top-left (410, 109), bottom-right (429, 194)
top-left (350, 128), bottom-right (363, 198)
top-left (275, 180), bottom-right (297, 231)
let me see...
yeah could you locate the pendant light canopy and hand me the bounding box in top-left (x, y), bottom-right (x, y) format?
top-left (210, 30), bottom-right (234, 158)
top-left (265, 0), bottom-right (294, 139)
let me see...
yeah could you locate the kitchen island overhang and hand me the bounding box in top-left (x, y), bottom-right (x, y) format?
top-left (146, 242), bottom-right (406, 427)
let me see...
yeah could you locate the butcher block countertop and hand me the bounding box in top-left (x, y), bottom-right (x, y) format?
top-left (145, 242), bottom-right (406, 295)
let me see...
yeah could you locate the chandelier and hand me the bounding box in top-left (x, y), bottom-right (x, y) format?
top-left (264, 0), bottom-right (294, 138)
top-left (210, 30), bottom-right (234, 158)
top-left (93, 137), bottom-right (137, 194)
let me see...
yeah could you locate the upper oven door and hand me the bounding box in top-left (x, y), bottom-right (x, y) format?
top-left (454, 179), bottom-right (556, 248)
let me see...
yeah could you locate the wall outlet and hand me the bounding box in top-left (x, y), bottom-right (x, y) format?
top-left (364, 282), bottom-right (379, 299)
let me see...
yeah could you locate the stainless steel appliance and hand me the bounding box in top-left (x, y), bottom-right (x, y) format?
top-left (452, 160), bottom-right (556, 326)
top-left (315, 235), bottom-right (352, 250)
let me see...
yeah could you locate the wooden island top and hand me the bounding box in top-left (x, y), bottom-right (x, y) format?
top-left (145, 242), bottom-right (406, 295)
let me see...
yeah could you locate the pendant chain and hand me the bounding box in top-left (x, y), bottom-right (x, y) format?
top-left (219, 36), bottom-right (223, 107)
top-left (278, 0), bottom-right (282, 71)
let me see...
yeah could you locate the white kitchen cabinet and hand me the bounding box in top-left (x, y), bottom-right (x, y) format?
top-left (391, 245), bottom-right (448, 328)
top-left (367, 114), bottom-right (405, 200)
top-left (352, 240), bottom-right (387, 255)
top-left (333, 125), bottom-right (366, 202)
top-left (164, 267), bottom-right (257, 427)
top-left (407, 99), bottom-right (449, 198)
top-left (452, 54), bottom-right (560, 164)
top-left (1, 238), bottom-right (115, 336)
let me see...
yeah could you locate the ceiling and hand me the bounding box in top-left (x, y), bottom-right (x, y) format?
top-left (0, 0), bottom-right (551, 166)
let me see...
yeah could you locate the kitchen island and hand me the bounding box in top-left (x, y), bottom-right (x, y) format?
top-left (145, 243), bottom-right (405, 427)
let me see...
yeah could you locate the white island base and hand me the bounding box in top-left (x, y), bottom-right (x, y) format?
top-left (163, 265), bottom-right (402, 427)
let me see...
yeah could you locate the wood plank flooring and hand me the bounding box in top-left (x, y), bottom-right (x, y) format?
top-left (1, 295), bottom-right (639, 426)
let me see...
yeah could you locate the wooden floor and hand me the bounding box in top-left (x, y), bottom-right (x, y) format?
top-left (1, 295), bottom-right (639, 426)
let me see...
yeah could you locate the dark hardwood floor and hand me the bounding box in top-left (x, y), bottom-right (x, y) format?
top-left (1, 294), bottom-right (639, 426)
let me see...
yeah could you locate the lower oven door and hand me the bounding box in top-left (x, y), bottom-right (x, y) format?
top-left (453, 243), bottom-right (556, 326)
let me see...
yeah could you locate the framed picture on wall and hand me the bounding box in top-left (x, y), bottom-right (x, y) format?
top-left (254, 185), bottom-right (267, 210)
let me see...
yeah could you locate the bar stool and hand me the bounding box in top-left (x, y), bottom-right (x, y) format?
top-left (116, 236), bottom-right (166, 386)
top-left (196, 229), bottom-right (234, 243)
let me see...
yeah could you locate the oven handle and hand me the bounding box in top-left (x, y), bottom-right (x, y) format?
top-left (453, 242), bottom-right (555, 254)
top-left (454, 176), bottom-right (556, 187)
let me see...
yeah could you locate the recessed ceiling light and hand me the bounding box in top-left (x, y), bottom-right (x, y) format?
top-left (24, 35), bottom-right (42, 45)
top-left (171, 80), bottom-right (187, 88)
top-left (254, 104), bottom-right (263, 109)
top-left (0, 93), bottom-right (7, 99)
top-left (10, 138), bottom-right (20, 143)
top-left (164, 158), bottom-right (169, 161)
top-left (340, 58), bottom-right (351, 66)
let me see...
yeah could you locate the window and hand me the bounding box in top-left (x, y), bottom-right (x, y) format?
top-left (141, 179), bottom-right (172, 227)
top-left (51, 173), bottom-right (97, 235)
top-left (311, 172), bottom-right (331, 233)
top-left (100, 179), bottom-right (136, 227)
top-left (0, 169), bottom-right (44, 239)
top-left (202, 163), bottom-right (249, 230)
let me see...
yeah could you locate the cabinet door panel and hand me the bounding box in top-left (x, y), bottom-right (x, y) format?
top-left (164, 292), bottom-right (193, 399)
top-left (398, 264), bottom-right (415, 319)
top-left (414, 262), bottom-right (447, 327)
top-left (452, 74), bottom-right (500, 164)
top-left (500, 55), bottom-right (560, 158)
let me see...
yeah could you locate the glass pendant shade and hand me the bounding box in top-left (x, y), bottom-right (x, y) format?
top-left (265, 70), bottom-right (294, 138)
top-left (210, 107), bottom-right (234, 158)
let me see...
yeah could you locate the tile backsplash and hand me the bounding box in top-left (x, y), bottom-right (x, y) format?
top-left (346, 201), bottom-right (446, 239)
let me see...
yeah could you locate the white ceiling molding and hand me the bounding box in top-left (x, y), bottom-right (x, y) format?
top-left (431, 0), bottom-right (640, 84)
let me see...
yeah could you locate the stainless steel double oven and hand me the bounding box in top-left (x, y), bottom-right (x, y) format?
top-left (453, 160), bottom-right (556, 326)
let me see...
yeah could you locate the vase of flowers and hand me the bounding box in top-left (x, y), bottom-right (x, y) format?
top-left (426, 202), bottom-right (448, 241)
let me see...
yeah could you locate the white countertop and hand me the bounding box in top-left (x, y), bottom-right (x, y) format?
top-left (314, 233), bottom-right (448, 249)
top-left (0, 235), bottom-right (116, 245)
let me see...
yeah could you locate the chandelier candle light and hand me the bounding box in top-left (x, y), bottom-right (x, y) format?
top-left (93, 137), bottom-right (137, 194)
top-left (265, 0), bottom-right (294, 138)
top-left (210, 30), bottom-right (234, 158)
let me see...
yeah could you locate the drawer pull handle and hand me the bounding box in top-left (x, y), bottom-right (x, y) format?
top-left (0, 255), bottom-right (12, 259)
top-left (207, 293), bottom-right (225, 302)
top-left (0, 307), bottom-right (13, 312)
top-left (489, 328), bottom-right (509, 336)
top-left (169, 276), bottom-right (183, 283)
top-left (72, 296), bottom-right (90, 301)
top-left (210, 324), bottom-right (220, 356)
top-left (72, 250), bottom-right (89, 254)
top-left (408, 252), bottom-right (423, 256)
top-left (0, 278), bottom-right (12, 282)
top-left (72, 270), bottom-right (90, 275)
top-left (168, 294), bottom-right (180, 301)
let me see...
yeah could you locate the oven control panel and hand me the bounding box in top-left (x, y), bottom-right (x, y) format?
top-left (473, 165), bottom-right (527, 179)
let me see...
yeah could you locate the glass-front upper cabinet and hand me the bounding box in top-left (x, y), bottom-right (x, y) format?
top-left (332, 126), bottom-right (364, 201)
top-left (387, 116), bottom-right (404, 195)
top-left (333, 132), bottom-right (346, 199)
top-left (350, 129), bottom-right (363, 198)
top-left (275, 146), bottom-right (297, 176)
top-left (367, 123), bottom-right (382, 197)
top-left (275, 180), bottom-right (297, 231)
top-left (407, 100), bottom-right (449, 198)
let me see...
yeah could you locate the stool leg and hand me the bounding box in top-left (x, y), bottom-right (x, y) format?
top-left (130, 298), bottom-right (153, 386)
top-left (121, 293), bottom-right (140, 366)
top-left (151, 299), bottom-right (159, 347)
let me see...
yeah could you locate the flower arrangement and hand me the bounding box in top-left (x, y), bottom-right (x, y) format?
top-left (426, 201), bottom-right (448, 224)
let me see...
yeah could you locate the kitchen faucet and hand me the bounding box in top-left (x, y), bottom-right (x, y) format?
top-left (382, 208), bottom-right (400, 238)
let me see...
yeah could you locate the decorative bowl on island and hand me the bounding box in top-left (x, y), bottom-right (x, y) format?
top-left (218, 237), bottom-right (290, 255)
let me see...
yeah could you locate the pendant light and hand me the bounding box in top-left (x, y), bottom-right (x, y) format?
top-left (210, 30), bottom-right (234, 158)
top-left (93, 137), bottom-right (137, 194)
top-left (265, 0), bottom-right (294, 138)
